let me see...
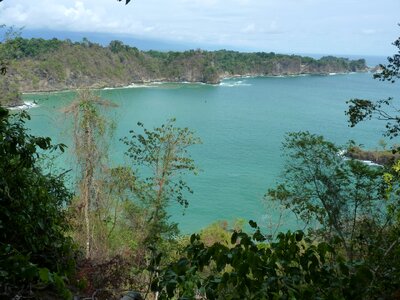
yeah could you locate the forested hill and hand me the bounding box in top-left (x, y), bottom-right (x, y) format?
top-left (2, 37), bottom-right (368, 94)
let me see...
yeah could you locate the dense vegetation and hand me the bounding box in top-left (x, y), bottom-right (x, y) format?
top-left (0, 36), bottom-right (367, 107)
top-left (1, 31), bottom-right (399, 300)
top-left (0, 108), bottom-right (75, 298)
top-left (153, 133), bottom-right (400, 299)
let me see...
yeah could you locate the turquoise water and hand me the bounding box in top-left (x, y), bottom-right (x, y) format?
top-left (24, 73), bottom-right (400, 233)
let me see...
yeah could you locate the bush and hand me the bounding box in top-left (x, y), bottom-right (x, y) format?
top-left (0, 107), bottom-right (75, 298)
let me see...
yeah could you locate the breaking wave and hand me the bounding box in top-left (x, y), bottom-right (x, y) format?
top-left (7, 101), bottom-right (39, 110)
top-left (219, 80), bottom-right (252, 87)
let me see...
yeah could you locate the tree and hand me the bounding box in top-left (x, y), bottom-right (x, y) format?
top-left (0, 76), bottom-right (22, 107)
top-left (345, 34), bottom-right (400, 284)
top-left (0, 25), bottom-right (6, 75)
top-left (266, 132), bottom-right (387, 260)
top-left (64, 90), bottom-right (117, 259)
top-left (109, 40), bottom-right (126, 53)
top-left (346, 34), bottom-right (400, 138)
top-left (152, 130), bottom-right (397, 299)
top-left (0, 26), bottom-right (23, 107)
top-left (345, 32), bottom-right (400, 219)
top-left (0, 107), bottom-right (75, 298)
top-left (122, 119), bottom-right (201, 247)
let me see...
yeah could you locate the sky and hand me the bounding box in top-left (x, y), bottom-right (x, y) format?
top-left (0, 0), bottom-right (399, 56)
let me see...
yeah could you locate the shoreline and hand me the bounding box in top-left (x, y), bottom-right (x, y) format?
top-left (18, 70), bottom-right (370, 97)
top-left (345, 146), bottom-right (399, 166)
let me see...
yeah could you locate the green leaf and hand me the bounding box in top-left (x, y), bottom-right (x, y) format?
top-left (231, 231), bottom-right (238, 244)
top-left (249, 220), bottom-right (257, 228)
top-left (39, 268), bottom-right (51, 283)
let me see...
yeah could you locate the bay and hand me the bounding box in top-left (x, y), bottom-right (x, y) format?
top-left (23, 72), bottom-right (400, 233)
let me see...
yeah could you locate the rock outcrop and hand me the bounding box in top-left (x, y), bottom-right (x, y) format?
top-left (2, 38), bottom-right (369, 93)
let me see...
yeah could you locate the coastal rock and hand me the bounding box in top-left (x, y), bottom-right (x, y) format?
top-left (346, 146), bottom-right (399, 166)
top-left (4, 38), bottom-right (369, 93)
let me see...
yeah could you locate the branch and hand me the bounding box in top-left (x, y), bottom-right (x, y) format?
top-left (117, 0), bottom-right (132, 4)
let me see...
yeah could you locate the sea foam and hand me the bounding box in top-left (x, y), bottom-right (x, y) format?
top-left (7, 101), bottom-right (39, 110)
top-left (219, 80), bottom-right (252, 87)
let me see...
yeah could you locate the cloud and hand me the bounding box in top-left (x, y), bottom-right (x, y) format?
top-left (0, 0), bottom-right (399, 55)
top-left (179, 0), bottom-right (219, 8)
top-left (0, 1), bottom-right (158, 36)
top-left (361, 29), bottom-right (378, 35)
top-left (63, 2), bottom-right (94, 21)
top-left (0, 4), bottom-right (28, 23)
top-left (242, 23), bottom-right (256, 34)
top-left (241, 21), bottom-right (282, 36)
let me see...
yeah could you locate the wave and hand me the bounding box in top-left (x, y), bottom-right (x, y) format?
top-left (328, 72), bottom-right (350, 76)
top-left (103, 83), bottom-right (158, 90)
top-left (219, 80), bottom-right (252, 87)
top-left (8, 101), bottom-right (39, 110)
top-left (103, 81), bottom-right (209, 90)
top-left (282, 74), bottom-right (310, 78)
top-left (359, 160), bottom-right (382, 167)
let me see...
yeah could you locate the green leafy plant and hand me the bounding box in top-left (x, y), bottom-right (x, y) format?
top-left (122, 118), bottom-right (201, 247)
top-left (267, 132), bottom-right (387, 261)
top-left (64, 90), bottom-right (117, 260)
top-left (151, 221), bottom-right (373, 300)
top-left (0, 107), bottom-right (75, 298)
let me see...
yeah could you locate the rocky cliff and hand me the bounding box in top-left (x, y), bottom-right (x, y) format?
top-left (1, 38), bottom-right (369, 95)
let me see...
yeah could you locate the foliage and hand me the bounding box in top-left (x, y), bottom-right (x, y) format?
top-left (122, 119), bottom-right (201, 246)
top-left (267, 132), bottom-right (388, 260)
top-left (118, 0), bottom-right (132, 4)
top-left (345, 31), bottom-right (400, 224)
top-left (0, 75), bottom-right (22, 107)
top-left (0, 26), bottom-right (23, 107)
top-left (150, 127), bottom-right (400, 298)
top-left (1, 36), bottom-right (63, 59)
top-left (64, 119), bottom-right (204, 296)
top-left (346, 33), bottom-right (400, 138)
top-left (346, 97), bottom-right (400, 138)
top-left (0, 24), bottom-right (7, 75)
top-left (65, 90), bottom-right (117, 260)
top-left (199, 221), bottom-right (238, 247)
top-left (109, 40), bottom-right (129, 53)
top-left (265, 131), bottom-right (400, 297)
top-left (62, 91), bottom-right (200, 293)
top-left (0, 36), bottom-right (368, 92)
top-left (64, 105), bottom-right (201, 293)
top-left (375, 34), bottom-right (400, 83)
top-left (0, 107), bottom-right (75, 298)
top-left (152, 221), bottom-right (374, 300)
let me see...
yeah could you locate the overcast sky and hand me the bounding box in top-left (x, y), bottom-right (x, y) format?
top-left (0, 0), bottom-right (399, 55)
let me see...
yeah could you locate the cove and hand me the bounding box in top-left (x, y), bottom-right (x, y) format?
top-left (23, 73), bottom-right (400, 233)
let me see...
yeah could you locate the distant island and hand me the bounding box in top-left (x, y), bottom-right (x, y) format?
top-left (0, 37), bottom-right (368, 107)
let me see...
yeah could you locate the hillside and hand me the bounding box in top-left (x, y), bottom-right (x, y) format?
top-left (0, 37), bottom-right (368, 105)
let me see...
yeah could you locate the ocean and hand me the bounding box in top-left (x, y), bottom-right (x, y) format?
top-left (23, 72), bottom-right (400, 234)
